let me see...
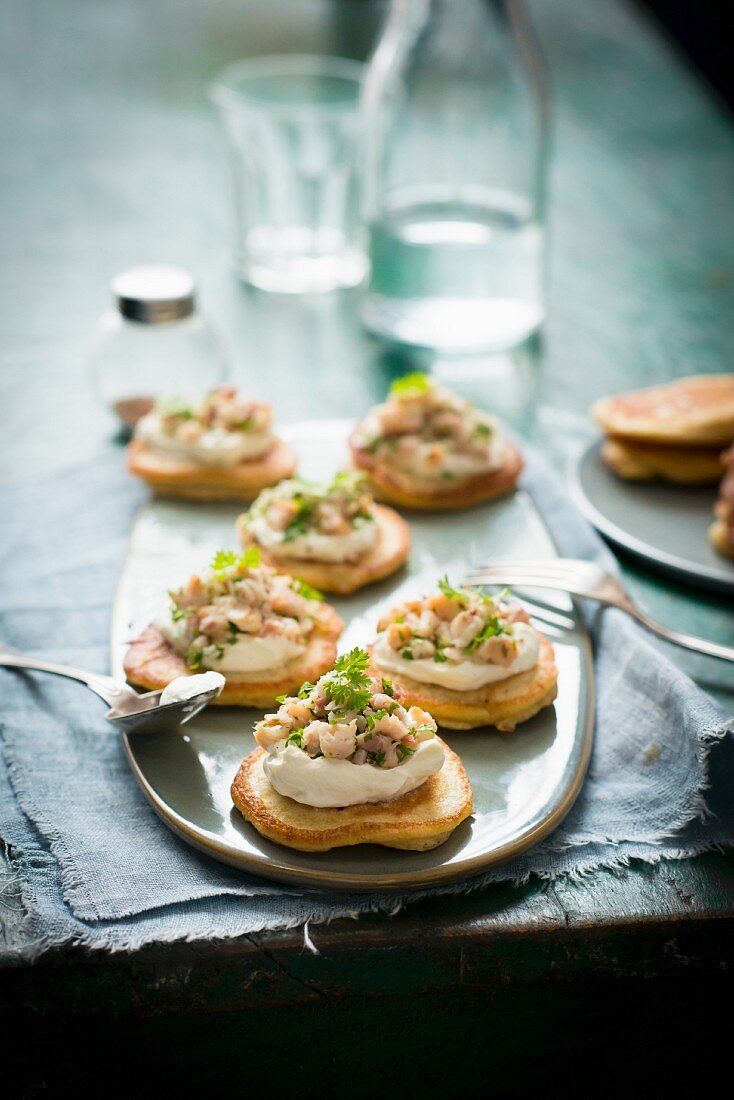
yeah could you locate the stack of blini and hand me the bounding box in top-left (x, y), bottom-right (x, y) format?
top-left (591, 375), bottom-right (734, 487)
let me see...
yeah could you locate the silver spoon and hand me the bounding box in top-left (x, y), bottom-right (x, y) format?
top-left (0, 645), bottom-right (222, 734)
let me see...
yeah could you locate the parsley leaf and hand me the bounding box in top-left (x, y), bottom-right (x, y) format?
top-left (463, 617), bottom-right (506, 654)
top-left (381, 678), bottom-right (394, 697)
top-left (171, 607), bottom-right (194, 622)
top-left (210, 547), bottom-right (261, 575)
top-left (437, 575), bottom-right (470, 607)
top-left (323, 648), bottom-right (372, 712)
top-left (389, 372), bottom-right (433, 398)
top-left (157, 395), bottom-right (194, 420)
top-left (292, 577), bottom-right (324, 602)
top-left (285, 729), bottom-right (304, 749)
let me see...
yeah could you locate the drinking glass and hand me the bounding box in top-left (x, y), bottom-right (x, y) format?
top-left (211, 55), bottom-right (367, 294)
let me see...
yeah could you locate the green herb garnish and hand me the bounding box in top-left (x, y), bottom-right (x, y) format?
top-left (171, 607), bottom-right (194, 622)
top-left (389, 372), bottom-right (432, 398)
top-left (437, 575), bottom-right (470, 607)
top-left (292, 577), bottom-right (324, 602)
top-left (210, 547), bottom-right (261, 576)
top-left (397, 744), bottom-right (416, 762)
top-left (323, 648), bottom-right (372, 712)
top-left (157, 395), bottom-right (194, 420)
top-left (285, 729), bottom-right (304, 749)
top-left (381, 678), bottom-right (394, 697)
top-left (463, 617), bottom-right (506, 654)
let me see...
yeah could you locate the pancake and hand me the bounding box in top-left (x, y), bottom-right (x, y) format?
top-left (350, 437), bottom-right (524, 511)
top-left (123, 605), bottom-right (343, 708)
top-left (126, 436), bottom-right (297, 501)
top-left (237, 504), bottom-right (411, 595)
top-left (601, 437), bottom-right (724, 485)
top-left (708, 518), bottom-right (734, 560)
top-left (369, 631), bottom-right (558, 731)
top-left (591, 375), bottom-right (734, 446)
top-left (231, 737), bottom-right (473, 852)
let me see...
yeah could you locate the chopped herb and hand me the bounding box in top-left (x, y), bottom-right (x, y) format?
top-left (441, 470), bottom-right (455, 480)
top-left (464, 617), bottom-right (506, 654)
top-left (401, 648), bottom-right (414, 660)
top-left (397, 744), bottom-right (416, 761)
top-left (210, 546), bottom-right (261, 575)
top-left (381, 678), bottom-right (394, 697)
top-left (394, 615), bottom-right (405, 624)
top-left (285, 729), bottom-right (304, 749)
top-left (437, 575), bottom-right (470, 607)
top-left (414, 723), bottom-right (435, 737)
top-left (474, 422), bottom-right (492, 440)
top-left (275, 694), bottom-right (288, 703)
top-left (157, 395), bottom-right (194, 420)
top-left (292, 577), bottom-right (324, 602)
top-left (297, 681), bottom-right (315, 700)
top-left (171, 607), bottom-right (194, 622)
top-left (389, 372), bottom-right (432, 398)
top-left (433, 649), bottom-right (448, 663)
top-left (323, 648), bottom-right (372, 712)
top-left (367, 750), bottom-right (386, 767)
top-left (185, 644), bottom-right (205, 671)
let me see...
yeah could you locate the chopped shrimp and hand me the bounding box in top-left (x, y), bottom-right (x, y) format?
top-left (426, 593), bottom-right (460, 620)
top-left (408, 637), bottom-right (436, 659)
top-left (197, 609), bottom-right (230, 641)
top-left (386, 623), bottom-right (411, 649)
top-left (266, 499), bottom-right (300, 531)
top-left (227, 607), bottom-right (262, 634)
top-left (450, 609), bottom-right (483, 648)
top-left (255, 719), bottom-right (290, 749)
top-left (308, 721), bottom-right (357, 759)
top-left (477, 635), bottom-right (518, 666)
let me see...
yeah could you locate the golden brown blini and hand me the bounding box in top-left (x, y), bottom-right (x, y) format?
top-left (349, 374), bottom-right (523, 511)
top-left (600, 437), bottom-right (724, 485)
top-left (351, 437), bottom-right (524, 511)
top-left (238, 503), bottom-right (411, 595)
top-left (369, 632), bottom-right (558, 732)
top-left (124, 607), bottom-right (343, 708)
top-left (708, 444), bottom-right (734, 559)
top-left (231, 738), bottom-right (473, 852)
top-left (127, 436), bottom-right (297, 502)
top-left (591, 374), bottom-right (734, 447)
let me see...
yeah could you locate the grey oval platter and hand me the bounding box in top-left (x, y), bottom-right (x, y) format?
top-left (574, 440), bottom-right (734, 596)
top-left (111, 420), bottom-right (594, 892)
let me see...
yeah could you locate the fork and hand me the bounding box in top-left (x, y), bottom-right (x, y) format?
top-left (464, 560), bottom-right (734, 663)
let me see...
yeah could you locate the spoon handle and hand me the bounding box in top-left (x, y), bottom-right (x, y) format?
top-left (0, 645), bottom-right (132, 709)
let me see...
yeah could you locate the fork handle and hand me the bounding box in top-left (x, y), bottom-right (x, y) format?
top-left (623, 607), bottom-right (734, 663)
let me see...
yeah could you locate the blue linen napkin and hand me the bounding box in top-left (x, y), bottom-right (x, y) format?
top-left (1, 450), bottom-right (732, 960)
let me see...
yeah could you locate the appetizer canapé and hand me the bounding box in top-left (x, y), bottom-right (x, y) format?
top-left (237, 471), bottom-right (411, 595)
top-left (709, 444), bottom-right (734, 560)
top-left (127, 386), bottom-right (297, 500)
top-left (123, 548), bottom-right (343, 707)
top-left (350, 374), bottom-right (523, 510)
top-left (231, 648), bottom-right (473, 852)
top-left (592, 375), bottom-right (734, 485)
top-left (370, 578), bottom-right (558, 731)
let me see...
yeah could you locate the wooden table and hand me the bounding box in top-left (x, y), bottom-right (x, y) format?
top-left (1, 0), bottom-right (732, 1093)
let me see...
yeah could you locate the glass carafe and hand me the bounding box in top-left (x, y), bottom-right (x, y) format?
top-left (361, 0), bottom-right (549, 353)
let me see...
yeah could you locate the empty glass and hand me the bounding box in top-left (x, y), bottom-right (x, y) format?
top-left (211, 55), bottom-right (367, 294)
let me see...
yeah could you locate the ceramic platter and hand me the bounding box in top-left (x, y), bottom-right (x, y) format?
top-left (574, 440), bottom-right (734, 596)
top-left (111, 420), bottom-right (594, 891)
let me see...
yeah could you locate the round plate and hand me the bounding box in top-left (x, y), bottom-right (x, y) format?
top-left (112, 420), bottom-right (594, 891)
top-left (574, 440), bottom-right (734, 595)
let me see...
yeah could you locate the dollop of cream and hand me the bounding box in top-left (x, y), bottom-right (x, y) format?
top-left (159, 671), bottom-right (225, 706)
top-left (264, 738), bottom-right (445, 808)
top-left (247, 514), bottom-right (378, 564)
top-left (137, 411), bottom-right (272, 467)
top-left (156, 612), bottom-right (305, 674)
top-left (374, 622), bottom-right (540, 691)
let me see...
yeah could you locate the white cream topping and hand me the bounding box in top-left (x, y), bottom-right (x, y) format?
top-left (156, 611), bottom-right (304, 674)
top-left (264, 738), bottom-right (445, 808)
top-left (159, 671), bottom-right (225, 705)
top-left (137, 411), bottom-right (272, 467)
top-left (374, 622), bottom-right (540, 691)
top-left (247, 513), bottom-right (378, 564)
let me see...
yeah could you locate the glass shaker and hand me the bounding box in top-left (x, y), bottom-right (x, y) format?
top-left (361, 0), bottom-right (549, 353)
top-left (89, 265), bottom-right (228, 427)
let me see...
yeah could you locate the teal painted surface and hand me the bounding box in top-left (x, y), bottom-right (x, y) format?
top-left (0, 0), bottom-right (732, 967)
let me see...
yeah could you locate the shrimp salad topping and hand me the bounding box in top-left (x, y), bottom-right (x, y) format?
top-left (373, 577), bottom-right (540, 692)
top-left (255, 649), bottom-right (445, 808)
top-left (157, 548), bottom-right (327, 676)
top-left (244, 472), bottom-right (379, 564)
top-left (136, 386), bottom-right (273, 467)
top-left (353, 374), bottom-right (506, 485)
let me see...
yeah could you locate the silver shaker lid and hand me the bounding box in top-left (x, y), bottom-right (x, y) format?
top-left (112, 264), bottom-right (196, 323)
